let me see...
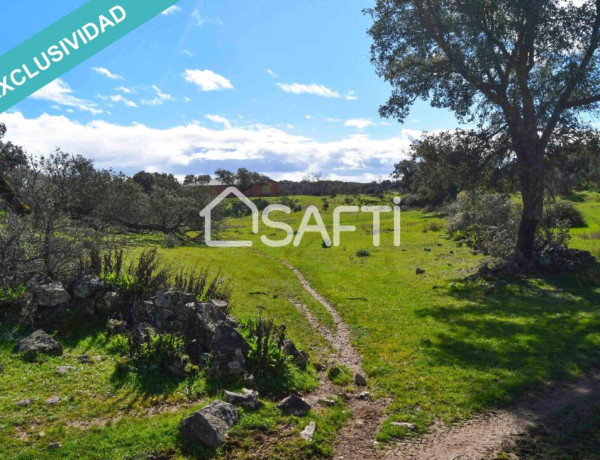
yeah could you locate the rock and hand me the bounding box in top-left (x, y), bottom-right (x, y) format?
top-left (16, 398), bottom-right (32, 406)
top-left (300, 421), bottom-right (316, 441)
top-left (47, 443), bottom-right (62, 451)
top-left (210, 348), bottom-right (246, 377)
top-left (313, 362), bottom-right (327, 372)
top-left (186, 340), bottom-right (211, 367)
top-left (391, 422), bottom-right (415, 430)
top-left (356, 391), bottom-right (372, 401)
top-left (107, 319), bottom-right (128, 336)
top-left (96, 292), bottom-right (120, 313)
top-left (209, 299), bottom-right (229, 313)
top-left (277, 395), bottom-right (311, 416)
top-left (327, 366), bottom-right (341, 380)
top-left (354, 373), bottom-right (367, 387)
top-left (31, 282), bottom-right (70, 308)
top-left (281, 339), bottom-right (309, 367)
top-left (74, 275), bottom-right (105, 299)
top-left (77, 354), bottom-right (92, 364)
top-left (45, 396), bottom-right (60, 405)
top-left (223, 389), bottom-right (263, 411)
top-left (209, 323), bottom-right (250, 377)
top-left (416, 268), bottom-right (425, 275)
top-left (211, 323), bottom-right (250, 355)
top-left (181, 400), bottom-right (239, 449)
top-left (13, 330), bottom-right (63, 357)
top-left (318, 398), bottom-right (336, 407)
top-left (57, 365), bottom-right (75, 375)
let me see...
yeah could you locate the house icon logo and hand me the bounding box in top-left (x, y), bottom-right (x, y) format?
top-left (200, 187), bottom-right (259, 247)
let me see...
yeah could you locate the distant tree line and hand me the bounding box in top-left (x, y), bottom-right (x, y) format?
top-left (279, 179), bottom-right (397, 197)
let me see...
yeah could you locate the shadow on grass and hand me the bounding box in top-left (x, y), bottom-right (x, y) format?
top-left (415, 272), bottom-right (600, 409)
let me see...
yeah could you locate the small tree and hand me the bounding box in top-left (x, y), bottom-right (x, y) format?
top-left (367, 0), bottom-right (600, 260)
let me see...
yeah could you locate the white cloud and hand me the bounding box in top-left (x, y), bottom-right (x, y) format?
top-left (277, 83), bottom-right (341, 98)
top-left (115, 86), bottom-right (133, 94)
top-left (1, 112), bottom-right (418, 181)
top-left (345, 118), bottom-right (376, 130)
top-left (92, 67), bottom-right (123, 80)
top-left (345, 90), bottom-right (358, 101)
top-left (191, 9), bottom-right (205, 26)
top-left (266, 69), bottom-right (278, 78)
top-left (304, 115), bottom-right (312, 119)
top-left (183, 69), bottom-right (234, 91)
top-left (108, 94), bottom-right (138, 108)
top-left (206, 114), bottom-right (231, 129)
top-left (161, 5), bottom-right (181, 15)
top-left (141, 85), bottom-right (173, 106)
top-left (31, 79), bottom-right (102, 115)
top-left (182, 49), bottom-right (194, 57)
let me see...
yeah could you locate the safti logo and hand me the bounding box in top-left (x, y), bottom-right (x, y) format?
top-left (200, 187), bottom-right (402, 248)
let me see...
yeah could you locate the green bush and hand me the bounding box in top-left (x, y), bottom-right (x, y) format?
top-left (356, 249), bottom-right (371, 258)
top-left (543, 201), bottom-right (586, 228)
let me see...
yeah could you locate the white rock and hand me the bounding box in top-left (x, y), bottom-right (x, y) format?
top-left (300, 421), bottom-right (316, 441)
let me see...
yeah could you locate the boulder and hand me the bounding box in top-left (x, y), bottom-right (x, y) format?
top-left (210, 348), bottom-right (246, 377)
top-left (32, 282), bottom-right (70, 308)
top-left (277, 395), bottom-right (311, 416)
top-left (13, 330), bottom-right (63, 357)
top-left (73, 276), bottom-right (105, 299)
top-left (223, 389), bottom-right (263, 411)
top-left (300, 421), bottom-right (316, 441)
top-left (209, 323), bottom-right (250, 377)
top-left (181, 400), bottom-right (239, 449)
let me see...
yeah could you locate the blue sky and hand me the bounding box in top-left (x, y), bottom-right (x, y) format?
top-left (1, 0), bottom-right (460, 182)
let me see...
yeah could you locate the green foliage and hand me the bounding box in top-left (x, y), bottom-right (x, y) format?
top-left (0, 285), bottom-right (26, 304)
top-left (355, 249), bottom-right (371, 258)
top-left (243, 314), bottom-right (287, 378)
top-left (445, 192), bottom-right (521, 258)
top-left (544, 201), bottom-right (586, 228)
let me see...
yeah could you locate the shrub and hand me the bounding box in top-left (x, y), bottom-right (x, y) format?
top-left (115, 330), bottom-right (190, 377)
top-left (543, 201), bottom-right (585, 228)
top-left (356, 249), bottom-right (371, 258)
top-left (445, 192), bottom-right (521, 258)
top-left (242, 314), bottom-right (287, 378)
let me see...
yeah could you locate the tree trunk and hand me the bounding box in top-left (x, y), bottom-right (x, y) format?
top-left (516, 146), bottom-right (545, 259)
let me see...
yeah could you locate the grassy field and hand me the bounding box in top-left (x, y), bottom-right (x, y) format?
top-left (2, 192), bottom-right (600, 457)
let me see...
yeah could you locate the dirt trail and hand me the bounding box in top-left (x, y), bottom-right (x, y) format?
top-left (386, 371), bottom-right (600, 459)
top-left (263, 253), bottom-right (600, 459)
top-left (272, 257), bottom-right (389, 460)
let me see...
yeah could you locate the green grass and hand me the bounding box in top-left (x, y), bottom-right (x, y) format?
top-left (4, 192), bottom-right (600, 457)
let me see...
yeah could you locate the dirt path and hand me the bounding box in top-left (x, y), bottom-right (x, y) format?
top-left (271, 257), bottom-right (389, 460)
top-left (386, 370), bottom-right (600, 459)
top-left (271, 255), bottom-right (600, 460)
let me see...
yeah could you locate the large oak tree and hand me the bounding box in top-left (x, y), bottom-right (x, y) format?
top-left (367, 0), bottom-right (600, 259)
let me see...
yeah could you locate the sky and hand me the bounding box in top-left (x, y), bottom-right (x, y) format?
top-left (0, 0), bottom-right (460, 182)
